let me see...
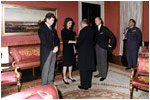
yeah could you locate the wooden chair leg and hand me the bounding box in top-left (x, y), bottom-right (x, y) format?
top-left (32, 67), bottom-right (35, 77)
top-left (15, 67), bottom-right (21, 92)
top-left (57, 61), bottom-right (60, 70)
top-left (130, 84), bottom-right (134, 99)
top-left (17, 81), bottom-right (21, 92)
top-left (17, 75), bottom-right (21, 92)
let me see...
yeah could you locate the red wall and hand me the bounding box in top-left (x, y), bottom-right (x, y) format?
top-left (104, 1), bottom-right (120, 56)
top-left (142, 1), bottom-right (149, 42)
top-left (1, 1), bottom-right (78, 46)
top-left (104, 1), bottom-right (149, 56)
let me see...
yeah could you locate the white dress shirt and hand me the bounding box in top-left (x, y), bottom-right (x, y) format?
top-left (45, 22), bottom-right (52, 30)
top-left (98, 24), bottom-right (102, 31)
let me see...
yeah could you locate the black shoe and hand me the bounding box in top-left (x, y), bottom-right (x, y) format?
top-left (78, 86), bottom-right (88, 90)
top-left (125, 68), bottom-right (131, 70)
top-left (94, 74), bottom-right (101, 78)
top-left (63, 79), bottom-right (69, 85)
top-left (68, 77), bottom-right (76, 82)
top-left (100, 78), bottom-right (106, 81)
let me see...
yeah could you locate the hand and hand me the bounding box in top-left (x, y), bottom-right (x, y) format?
top-left (108, 45), bottom-right (112, 48)
top-left (68, 40), bottom-right (76, 44)
top-left (53, 46), bottom-right (58, 53)
top-left (73, 45), bottom-right (77, 54)
top-left (74, 49), bottom-right (77, 54)
top-left (108, 45), bottom-right (113, 51)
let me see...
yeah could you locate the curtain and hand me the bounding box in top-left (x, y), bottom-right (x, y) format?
top-left (120, 1), bottom-right (143, 55)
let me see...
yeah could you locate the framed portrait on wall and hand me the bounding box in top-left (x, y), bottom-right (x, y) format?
top-left (1, 4), bottom-right (57, 36)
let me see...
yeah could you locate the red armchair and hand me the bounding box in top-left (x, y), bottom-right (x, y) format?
top-left (139, 46), bottom-right (149, 56)
top-left (130, 56), bottom-right (149, 99)
top-left (2, 85), bottom-right (59, 99)
top-left (1, 62), bottom-right (22, 92)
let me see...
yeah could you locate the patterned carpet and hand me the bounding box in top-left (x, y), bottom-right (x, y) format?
top-left (1, 63), bottom-right (149, 99)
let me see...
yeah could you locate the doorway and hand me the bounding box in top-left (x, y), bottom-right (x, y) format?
top-left (82, 2), bottom-right (100, 29)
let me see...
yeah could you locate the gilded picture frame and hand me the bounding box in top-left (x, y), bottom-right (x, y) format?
top-left (1, 4), bottom-right (57, 36)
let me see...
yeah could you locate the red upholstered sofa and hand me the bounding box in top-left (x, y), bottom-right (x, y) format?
top-left (9, 43), bottom-right (63, 76)
top-left (10, 44), bottom-right (40, 76)
top-left (2, 85), bottom-right (59, 99)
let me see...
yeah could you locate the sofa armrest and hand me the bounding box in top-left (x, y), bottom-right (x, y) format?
top-left (12, 61), bottom-right (16, 68)
top-left (1, 61), bottom-right (17, 72)
top-left (2, 65), bottom-right (20, 75)
top-left (2, 61), bottom-right (20, 78)
top-left (1, 67), bottom-right (15, 72)
top-left (14, 67), bottom-right (21, 78)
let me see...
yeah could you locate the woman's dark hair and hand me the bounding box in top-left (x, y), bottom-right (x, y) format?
top-left (95, 17), bottom-right (104, 25)
top-left (63, 17), bottom-right (75, 30)
top-left (44, 13), bottom-right (56, 22)
top-left (81, 19), bottom-right (89, 25)
top-left (129, 19), bottom-right (136, 26)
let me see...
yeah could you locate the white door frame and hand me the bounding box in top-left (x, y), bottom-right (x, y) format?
top-left (78, 1), bottom-right (104, 32)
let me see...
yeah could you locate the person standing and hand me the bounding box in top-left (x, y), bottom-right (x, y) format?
top-left (94, 17), bottom-right (116, 81)
top-left (76, 19), bottom-right (95, 90)
top-left (61, 18), bottom-right (76, 85)
top-left (38, 13), bottom-right (59, 85)
top-left (126, 19), bottom-right (142, 70)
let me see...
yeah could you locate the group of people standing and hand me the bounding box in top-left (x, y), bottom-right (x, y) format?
top-left (38, 13), bottom-right (142, 90)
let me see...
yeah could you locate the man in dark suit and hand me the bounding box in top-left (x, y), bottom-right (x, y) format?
top-left (126, 19), bottom-right (142, 70)
top-left (94, 17), bottom-right (116, 81)
top-left (76, 19), bottom-right (95, 90)
top-left (38, 13), bottom-right (59, 85)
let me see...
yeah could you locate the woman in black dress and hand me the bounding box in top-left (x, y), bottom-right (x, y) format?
top-left (61, 18), bottom-right (76, 84)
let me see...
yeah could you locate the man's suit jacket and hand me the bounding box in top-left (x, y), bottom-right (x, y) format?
top-left (76, 26), bottom-right (95, 71)
top-left (95, 25), bottom-right (116, 50)
top-left (38, 22), bottom-right (59, 71)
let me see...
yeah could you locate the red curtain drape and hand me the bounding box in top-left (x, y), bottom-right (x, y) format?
top-left (104, 1), bottom-right (120, 56)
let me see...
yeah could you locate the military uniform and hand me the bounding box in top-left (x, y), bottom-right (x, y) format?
top-left (126, 27), bottom-right (142, 68)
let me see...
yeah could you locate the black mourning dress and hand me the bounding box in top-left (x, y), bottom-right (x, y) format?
top-left (61, 28), bottom-right (76, 67)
